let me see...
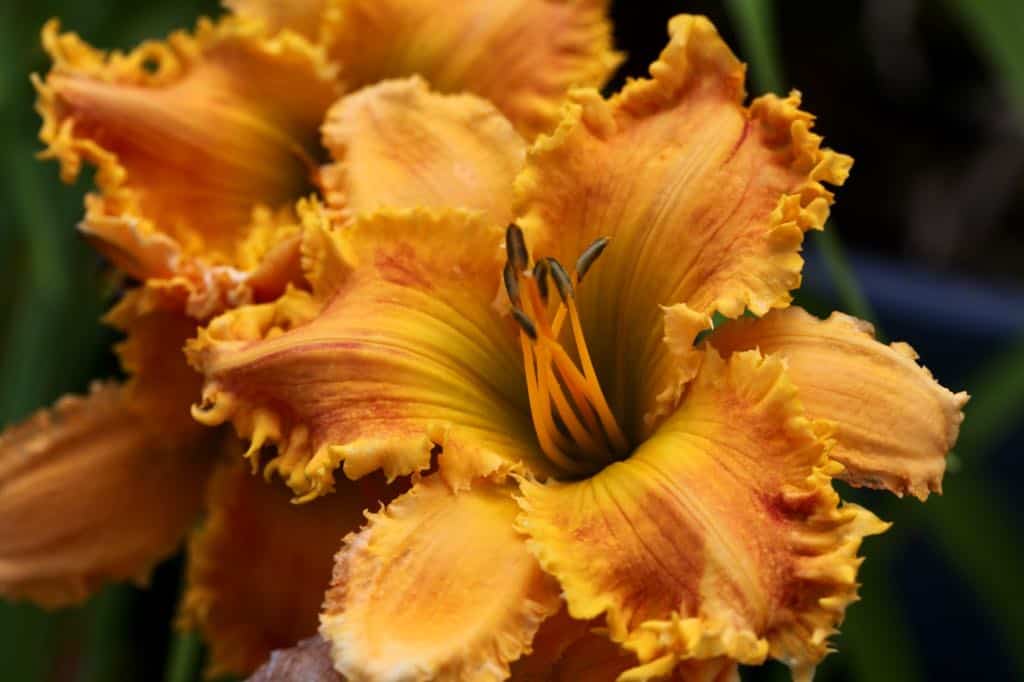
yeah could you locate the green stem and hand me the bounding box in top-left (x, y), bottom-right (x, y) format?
top-left (164, 630), bottom-right (203, 682)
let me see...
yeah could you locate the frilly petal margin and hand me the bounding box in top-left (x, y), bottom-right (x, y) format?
top-left (516, 349), bottom-right (888, 679)
top-left (709, 307), bottom-right (969, 500)
top-left (181, 458), bottom-right (396, 677)
top-left (33, 16), bottom-right (339, 316)
top-left (323, 0), bottom-right (622, 138)
top-left (187, 206), bottom-right (551, 500)
top-left (514, 14), bottom-right (852, 439)
top-left (321, 76), bottom-right (526, 226)
top-left (320, 473), bottom-right (562, 682)
top-left (0, 382), bottom-right (214, 607)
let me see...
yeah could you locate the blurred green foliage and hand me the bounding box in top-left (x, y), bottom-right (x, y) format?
top-left (0, 1), bottom-right (1022, 681)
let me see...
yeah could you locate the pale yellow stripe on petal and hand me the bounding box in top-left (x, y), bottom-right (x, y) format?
top-left (517, 349), bottom-right (888, 677)
top-left (709, 306), bottom-right (969, 500)
top-left (320, 474), bottom-right (561, 682)
top-left (325, 0), bottom-right (621, 138)
top-left (321, 77), bottom-right (526, 226)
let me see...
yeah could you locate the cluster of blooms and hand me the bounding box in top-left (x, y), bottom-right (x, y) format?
top-left (0, 2), bottom-right (967, 681)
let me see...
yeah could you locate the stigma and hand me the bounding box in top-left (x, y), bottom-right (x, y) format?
top-left (504, 224), bottom-right (629, 475)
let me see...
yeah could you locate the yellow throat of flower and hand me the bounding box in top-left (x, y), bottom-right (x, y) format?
top-left (504, 224), bottom-right (630, 476)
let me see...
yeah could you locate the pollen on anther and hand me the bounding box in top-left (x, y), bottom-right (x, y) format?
top-left (575, 237), bottom-right (610, 281)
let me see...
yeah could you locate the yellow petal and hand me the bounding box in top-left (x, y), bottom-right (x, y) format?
top-left (225, 0), bottom-right (328, 40)
top-left (182, 459), bottom-right (390, 677)
top-left (709, 307), bottom-right (969, 500)
top-left (515, 15), bottom-right (852, 437)
top-left (248, 637), bottom-right (340, 682)
top-left (517, 349), bottom-right (888, 676)
top-left (0, 382), bottom-right (214, 607)
top-left (34, 17), bottom-right (339, 311)
top-left (188, 206), bottom-right (551, 500)
top-left (321, 77), bottom-right (526, 225)
top-left (324, 0), bottom-right (621, 137)
top-left (320, 474), bottom-right (561, 681)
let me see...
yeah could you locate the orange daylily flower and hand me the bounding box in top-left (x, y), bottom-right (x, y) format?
top-left (184, 16), bottom-right (966, 681)
top-left (33, 0), bottom-right (618, 318)
top-left (0, 3), bottom-right (968, 680)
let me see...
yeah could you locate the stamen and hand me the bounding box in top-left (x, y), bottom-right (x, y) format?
top-left (511, 306), bottom-right (537, 340)
top-left (505, 223), bottom-right (528, 272)
top-left (505, 228), bottom-right (629, 474)
top-left (503, 261), bottom-right (521, 305)
top-left (575, 236), bottom-right (610, 282)
top-left (532, 260), bottom-right (550, 303)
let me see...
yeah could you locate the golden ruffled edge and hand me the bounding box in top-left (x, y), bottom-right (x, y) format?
top-left (517, 350), bottom-right (889, 680)
top-left (32, 17), bottom-right (336, 317)
top-left (186, 205), bottom-right (535, 501)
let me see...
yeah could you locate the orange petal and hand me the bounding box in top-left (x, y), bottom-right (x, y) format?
top-left (517, 349), bottom-right (888, 677)
top-left (225, 0), bottom-right (328, 40)
top-left (321, 77), bottom-right (526, 225)
top-left (0, 382), bottom-right (214, 607)
top-left (188, 206), bottom-right (551, 500)
top-left (320, 474), bottom-right (562, 681)
top-left (515, 15), bottom-right (852, 437)
top-left (324, 0), bottom-right (621, 137)
top-left (34, 17), bottom-right (339, 313)
top-left (709, 307), bottom-right (969, 500)
top-left (181, 458), bottom-right (393, 677)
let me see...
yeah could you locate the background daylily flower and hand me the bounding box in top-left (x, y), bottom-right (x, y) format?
top-left (183, 15), bottom-right (965, 681)
top-left (4, 0), bottom-right (619, 675)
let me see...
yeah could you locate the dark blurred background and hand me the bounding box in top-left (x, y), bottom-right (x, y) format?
top-left (1, 1), bottom-right (1021, 680)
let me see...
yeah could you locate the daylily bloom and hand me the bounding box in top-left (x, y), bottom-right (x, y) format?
top-left (3, 0), bottom-right (618, 676)
top-left (0, 6), bottom-right (968, 682)
top-left (184, 15), bottom-right (966, 682)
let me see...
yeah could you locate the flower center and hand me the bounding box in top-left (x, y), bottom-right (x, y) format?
top-left (503, 224), bottom-right (630, 476)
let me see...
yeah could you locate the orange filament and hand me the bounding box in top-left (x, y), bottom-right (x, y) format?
top-left (506, 227), bottom-right (629, 473)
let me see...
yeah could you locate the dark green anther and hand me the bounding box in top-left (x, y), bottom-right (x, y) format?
top-left (503, 261), bottom-right (520, 304)
top-left (532, 259), bottom-right (550, 302)
top-left (511, 306), bottom-right (538, 340)
top-left (505, 223), bottom-right (528, 272)
top-left (575, 236), bottom-right (610, 281)
top-left (545, 257), bottom-right (574, 301)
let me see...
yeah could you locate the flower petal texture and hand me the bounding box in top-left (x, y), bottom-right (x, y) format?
top-left (188, 207), bottom-right (552, 499)
top-left (515, 15), bottom-right (852, 436)
top-left (0, 382), bottom-right (212, 607)
top-left (182, 459), bottom-right (390, 676)
top-left (710, 307), bottom-right (969, 499)
top-left (321, 77), bottom-right (526, 225)
top-left (225, 0), bottom-right (328, 40)
top-left (517, 349), bottom-right (888, 676)
top-left (320, 474), bottom-right (562, 681)
top-left (325, 0), bottom-right (621, 137)
top-left (34, 17), bottom-right (339, 316)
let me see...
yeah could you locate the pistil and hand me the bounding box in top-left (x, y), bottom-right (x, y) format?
top-left (505, 224), bottom-right (629, 473)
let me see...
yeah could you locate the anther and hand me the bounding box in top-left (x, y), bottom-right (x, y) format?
top-left (546, 257), bottom-right (574, 301)
top-left (532, 260), bottom-right (550, 302)
top-left (505, 223), bottom-right (528, 272)
top-left (575, 237), bottom-right (610, 282)
top-left (511, 306), bottom-right (538, 340)
top-left (503, 261), bottom-right (520, 304)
